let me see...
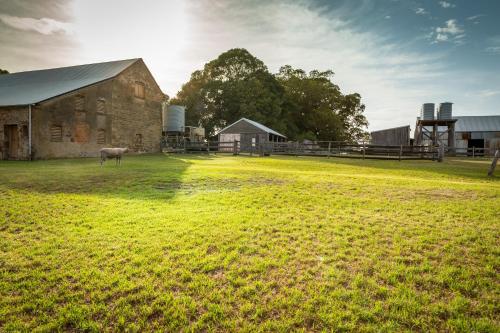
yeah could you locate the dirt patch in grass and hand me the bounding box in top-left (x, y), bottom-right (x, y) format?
top-left (153, 177), bottom-right (288, 194)
top-left (315, 181), bottom-right (481, 202)
top-left (390, 188), bottom-right (480, 202)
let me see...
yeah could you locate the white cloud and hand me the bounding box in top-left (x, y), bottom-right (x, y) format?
top-left (485, 46), bottom-right (500, 54)
top-left (485, 37), bottom-right (500, 54)
top-left (0, 14), bottom-right (73, 35)
top-left (466, 14), bottom-right (484, 21)
top-left (415, 8), bottom-right (427, 15)
top-left (478, 90), bottom-right (500, 97)
top-left (431, 19), bottom-right (465, 44)
top-left (436, 19), bottom-right (463, 35)
top-left (436, 33), bottom-right (448, 42)
top-left (438, 1), bottom-right (455, 9)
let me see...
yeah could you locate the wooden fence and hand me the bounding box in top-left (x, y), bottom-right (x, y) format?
top-left (162, 141), bottom-right (438, 161)
top-left (446, 147), bottom-right (497, 157)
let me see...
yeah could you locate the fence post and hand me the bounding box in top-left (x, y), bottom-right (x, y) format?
top-left (472, 146), bottom-right (475, 158)
top-left (233, 140), bottom-right (238, 156)
top-left (437, 145), bottom-right (445, 162)
top-left (399, 145), bottom-right (403, 161)
top-left (488, 150), bottom-right (499, 177)
top-left (362, 142), bottom-right (366, 160)
top-left (328, 141), bottom-right (331, 158)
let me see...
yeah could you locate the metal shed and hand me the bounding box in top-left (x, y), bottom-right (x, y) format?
top-left (216, 118), bottom-right (286, 152)
top-left (454, 116), bottom-right (500, 152)
top-left (370, 125), bottom-right (411, 146)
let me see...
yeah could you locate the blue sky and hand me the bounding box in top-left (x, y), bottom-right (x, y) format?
top-left (0, 0), bottom-right (499, 131)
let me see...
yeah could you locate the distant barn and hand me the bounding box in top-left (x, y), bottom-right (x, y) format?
top-left (0, 58), bottom-right (165, 160)
top-left (454, 116), bottom-right (500, 151)
top-left (371, 125), bottom-right (411, 146)
top-left (217, 118), bottom-right (286, 152)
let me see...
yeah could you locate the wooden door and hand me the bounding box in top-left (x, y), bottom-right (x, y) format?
top-left (5, 125), bottom-right (18, 159)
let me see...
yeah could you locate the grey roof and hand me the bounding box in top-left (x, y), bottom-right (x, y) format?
top-left (455, 115), bottom-right (500, 132)
top-left (217, 118), bottom-right (286, 137)
top-left (0, 58), bottom-right (139, 107)
top-left (371, 125), bottom-right (410, 134)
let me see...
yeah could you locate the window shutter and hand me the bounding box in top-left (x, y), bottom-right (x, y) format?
top-left (97, 99), bottom-right (106, 114)
top-left (75, 94), bottom-right (85, 111)
top-left (97, 129), bottom-right (105, 144)
top-left (50, 125), bottom-right (63, 142)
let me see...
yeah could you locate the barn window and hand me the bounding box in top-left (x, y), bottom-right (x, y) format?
top-left (97, 98), bottom-right (106, 114)
top-left (97, 129), bottom-right (106, 144)
top-left (134, 82), bottom-right (145, 99)
top-left (50, 125), bottom-right (63, 142)
top-left (75, 94), bottom-right (85, 112)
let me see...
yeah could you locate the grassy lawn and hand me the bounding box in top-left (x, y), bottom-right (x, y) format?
top-left (0, 154), bottom-right (499, 332)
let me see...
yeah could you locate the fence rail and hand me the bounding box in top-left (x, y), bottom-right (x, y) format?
top-left (446, 147), bottom-right (497, 157)
top-left (162, 140), bottom-right (439, 160)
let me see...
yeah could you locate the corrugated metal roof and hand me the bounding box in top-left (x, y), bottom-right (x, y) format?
top-left (455, 116), bottom-right (500, 132)
top-left (371, 125), bottom-right (410, 134)
top-left (217, 118), bottom-right (286, 137)
top-left (0, 58), bottom-right (139, 107)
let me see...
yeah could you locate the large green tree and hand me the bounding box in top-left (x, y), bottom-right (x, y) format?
top-left (172, 49), bottom-right (368, 141)
top-left (0, 69), bottom-right (8, 75)
top-left (171, 48), bottom-right (285, 136)
top-left (276, 65), bottom-right (368, 142)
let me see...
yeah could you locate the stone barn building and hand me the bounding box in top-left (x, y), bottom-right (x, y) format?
top-left (0, 58), bottom-right (165, 160)
top-left (217, 118), bottom-right (286, 152)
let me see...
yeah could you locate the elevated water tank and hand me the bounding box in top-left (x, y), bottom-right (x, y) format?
top-left (437, 102), bottom-right (453, 120)
top-left (420, 103), bottom-right (435, 120)
top-left (163, 105), bottom-right (185, 132)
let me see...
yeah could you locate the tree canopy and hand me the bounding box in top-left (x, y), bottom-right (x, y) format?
top-left (170, 48), bottom-right (286, 136)
top-left (0, 68), bottom-right (8, 75)
top-left (172, 48), bottom-right (368, 141)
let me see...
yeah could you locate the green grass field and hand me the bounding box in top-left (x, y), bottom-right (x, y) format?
top-left (0, 154), bottom-right (499, 332)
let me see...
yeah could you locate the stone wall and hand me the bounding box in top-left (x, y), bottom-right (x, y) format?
top-left (111, 60), bottom-right (163, 153)
top-left (32, 80), bottom-right (114, 159)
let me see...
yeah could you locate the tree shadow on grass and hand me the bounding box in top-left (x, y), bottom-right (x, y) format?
top-left (0, 154), bottom-right (209, 201)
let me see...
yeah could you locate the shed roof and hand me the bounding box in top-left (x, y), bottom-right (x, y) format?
top-left (217, 118), bottom-right (286, 138)
top-left (370, 125), bottom-right (410, 134)
top-left (455, 116), bottom-right (500, 132)
top-left (0, 58), bottom-right (139, 107)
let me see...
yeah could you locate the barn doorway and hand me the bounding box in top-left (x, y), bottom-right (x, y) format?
top-left (468, 138), bottom-right (484, 156)
top-left (4, 125), bottom-right (19, 160)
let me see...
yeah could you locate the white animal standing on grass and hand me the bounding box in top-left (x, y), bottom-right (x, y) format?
top-left (100, 148), bottom-right (129, 166)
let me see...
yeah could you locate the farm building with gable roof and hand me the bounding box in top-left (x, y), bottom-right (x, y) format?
top-left (217, 118), bottom-right (286, 152)
top-left (0, 58), bottom-right (165, 160)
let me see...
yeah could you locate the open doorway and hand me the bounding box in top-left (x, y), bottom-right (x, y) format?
top-left (468, 138), bottom-right (484, 156)
top-left (4, 125), bottom-right (19, 160)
